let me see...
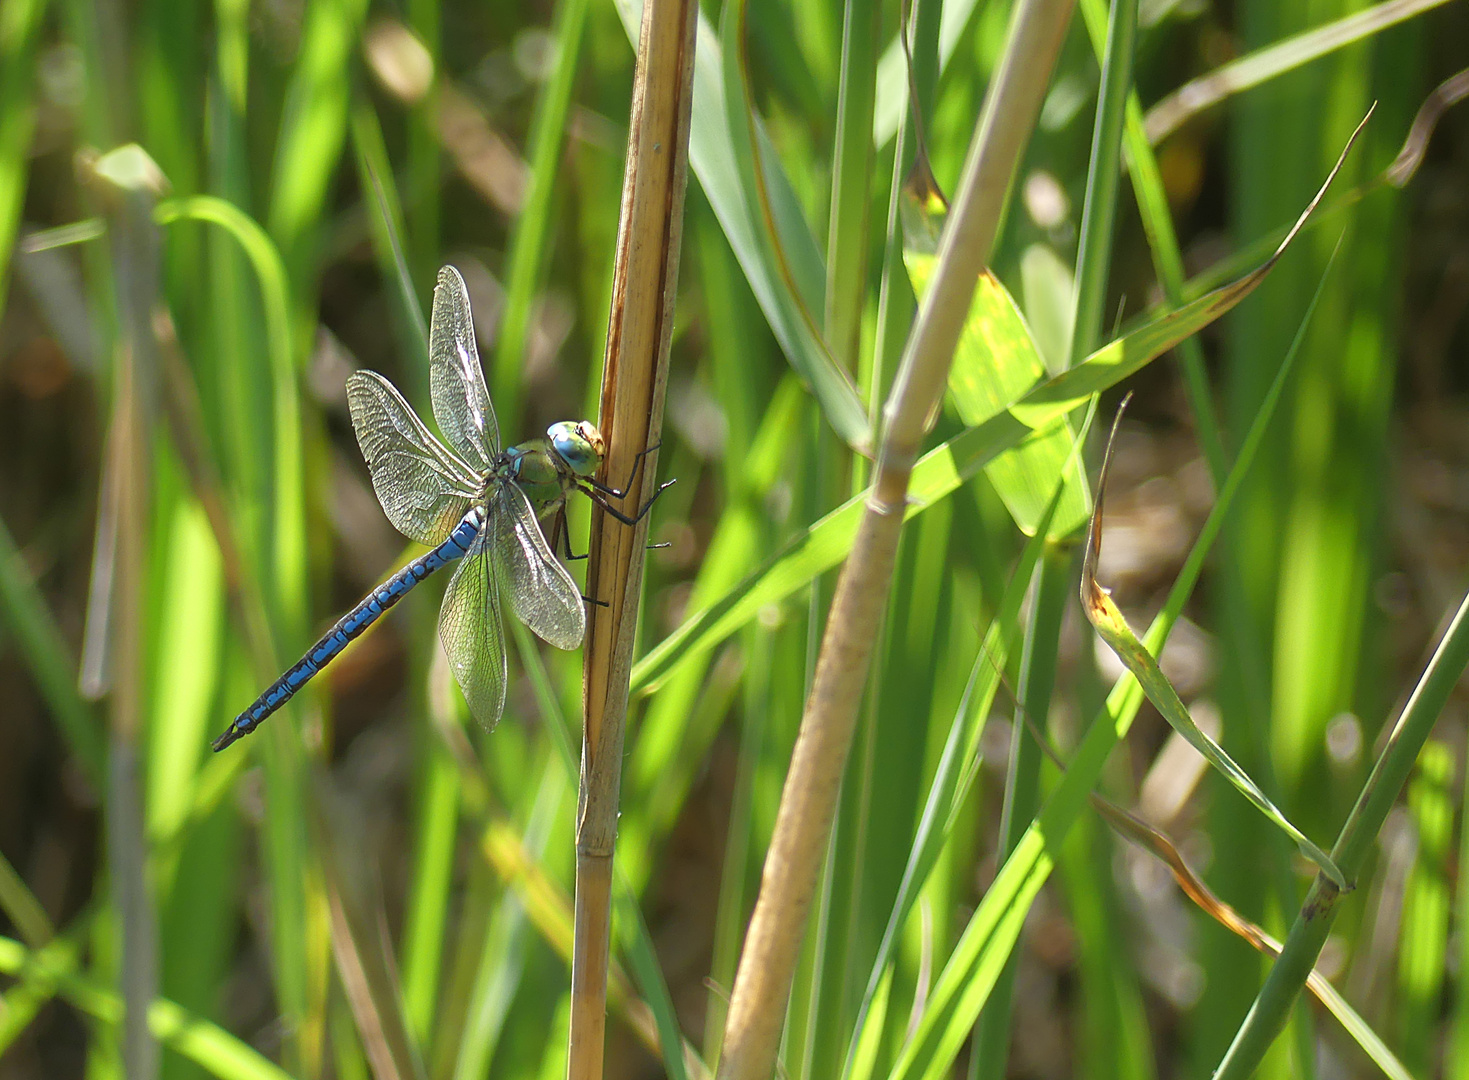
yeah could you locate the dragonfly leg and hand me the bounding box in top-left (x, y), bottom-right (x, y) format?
top-left (551, 506), bottom-right (589, 562)
top-left (589, 442), bottom-right (678, 508)
top-left (580, 475), bottom-right (675, 526)
top-left (589, 441), bottom-right (661, 500)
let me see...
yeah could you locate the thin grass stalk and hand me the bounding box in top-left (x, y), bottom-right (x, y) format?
top-left (490, 0), bottom-right (590, 427)
top-left (824, 0), bottom-right (881, 367)
top-left (865, 0), bottom-right (942, 439)
top-left (1075, 0), bottom-right (1226, 480)
top-left (1213, 588), bottom-right (1469, 1079)
top-left (89, 145), bottom-right (167, 1080)
top-left (713, 3), bottom-right (1076, 1077)
top-left (312, 778), bottom-right (426, 1080)
top-left (570, 0), bottom-right (698, 1074)
top-left (801, 1), bottom-right (904, 1059)
top-left (969, 542), bottom-right (1071, 1078)
top-left (405, 0), bottom-right (441, 289)
top-left (1068, 0), bottom-right (1137, 364)
top-left (1058, 9), bottom-right (1142, 1073)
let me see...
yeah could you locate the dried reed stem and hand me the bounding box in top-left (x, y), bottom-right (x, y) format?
top-left (714, 3), bottom-right (1077, 1077)
top-left (569, 1), bottom-right (697, 1076)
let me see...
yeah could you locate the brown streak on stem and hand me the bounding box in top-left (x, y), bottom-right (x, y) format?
top-left (569, 0), bottom-right (697, 1076)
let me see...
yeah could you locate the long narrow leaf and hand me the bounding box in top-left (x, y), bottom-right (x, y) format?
top-left (1080, 409), bottom-right (1345, 887)
top-left (841, 403), bottom-right (1095, 1080)
top-left (885, 185), bottom-right (1348, 1080)
top-left (0, 935), bottom-right (296, 1080)
top-left (613, 0), bottom-right (871, 450)
top-left (634, 119), bottom-right (1358, 695)
top-left (1144, 0), bottom-right (1454, 145)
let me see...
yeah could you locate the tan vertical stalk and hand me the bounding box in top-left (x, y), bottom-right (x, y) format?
top-left (713, 3), bottom-right (1077, 1078)
top-left (568, 0), bottom-right (697, 1076)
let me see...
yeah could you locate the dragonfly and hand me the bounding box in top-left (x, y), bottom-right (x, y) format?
top-left (212, 265), bottom-right (670, 752)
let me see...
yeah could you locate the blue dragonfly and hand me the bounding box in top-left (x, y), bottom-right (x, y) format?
top-left (212, 265), bottom-right (669, 751)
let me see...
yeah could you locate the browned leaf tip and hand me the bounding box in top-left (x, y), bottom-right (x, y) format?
top-left (1080, 391), bottom-right (1132, 618)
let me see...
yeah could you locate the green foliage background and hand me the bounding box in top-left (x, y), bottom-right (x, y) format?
top-left (0, 0), bottom-right (1467, 1078)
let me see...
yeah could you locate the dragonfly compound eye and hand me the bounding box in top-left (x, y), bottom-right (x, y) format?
top-left (548, 420), bottom-right (603, 477)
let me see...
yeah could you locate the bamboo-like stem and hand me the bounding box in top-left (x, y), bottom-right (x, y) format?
top-left (713, 3), bottom-right (1076, 1078)
top-left (569, 0), bottom-right (697, 1075)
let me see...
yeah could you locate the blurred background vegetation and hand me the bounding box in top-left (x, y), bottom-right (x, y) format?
top-left (0, 0), bottom-right (1467, 1078)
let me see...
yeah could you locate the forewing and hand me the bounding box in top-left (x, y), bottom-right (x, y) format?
top-left (490, 481), bottom-right (585, 650)
top-left (438, 529), bottom-right (507, 730)
top-left (346, 370), bottom-right (479, 546)
top-left (429, 265), bottom-right (498, 469)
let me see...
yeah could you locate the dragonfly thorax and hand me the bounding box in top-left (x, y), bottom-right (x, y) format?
top-left (496, 430), bottom-right (591, 519)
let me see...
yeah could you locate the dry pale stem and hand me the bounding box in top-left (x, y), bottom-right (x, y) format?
top-left (715, 484), bottom-right (905, 1080)
top-left (569, 0), bottom-right (697, 1076)
top-left (715, 3), bottom-right (1076, 1078)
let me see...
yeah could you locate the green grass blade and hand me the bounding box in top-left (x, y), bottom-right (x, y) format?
top-left (635, 150), bottom-right (1348, 696)
top-left (0, 513), bottom-right (105, 781)
top-left (969, 540), bottom-right (1073, 1080)
top-left (614, 878), bottom-right (692, 1080)
top-left (143, 493), bottom-right (224, 844)
top-left (867, 0), bottom-right (940, 440)
top-left (841, 460), bottom-right (1070, 1080)
top-left (717, 0), bottom-right (869, 451)
top-left (612, 0), bottom-right (871, 450)
top-left (907, 257), bottom-right (1089, 537)
top-left (0, 847), bottom-right (54, 949)
top-left (401, 741), bottom-right (461, 1046)
top-left (1307, 974), bottom-right (1416, 1080)
top-left (884, 225), bottom-right (1331, 1080)
top-left (1395, 741), bottom-right (1454, 1076)
top-left (351, 98), bottom-right (430, 363)
top-left (153, 194), bottom-right (303, 629)
top-left (823, 0), bottom-right (880, 368)
top-left (0, 0), bottom-right (49, 314)
top-left (491, 0), bottom-right (591, 428)
top-left (1145, 0), bottom-right (1455, 145)
top-left (451, 753), bottom-right (567, 1080)
top-left (1067, 0), bottom-right (1136, 365)
top-left (267, 0), bottom-right (369, 260)
top-left (1080, 424), bottom-right (1345, 886)
top-left (1213, 589), bottom-right (1469, 1079)
top-left (1077, 0), bottom-right (1227, 479)
top-left (0, 935), bottom-right (296, 1080)
top-left (871, 0), bottom-right (983, 148)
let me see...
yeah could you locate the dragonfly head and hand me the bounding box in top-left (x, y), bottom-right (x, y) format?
top-left (548, 420), bottom-right (605, 478)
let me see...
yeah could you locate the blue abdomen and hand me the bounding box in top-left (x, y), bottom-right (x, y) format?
top-left (211, 507), bottom-right (484, 751)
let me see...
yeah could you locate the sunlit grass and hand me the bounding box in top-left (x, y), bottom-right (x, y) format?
top-left (0, 1), bottom-right (1466, 1079)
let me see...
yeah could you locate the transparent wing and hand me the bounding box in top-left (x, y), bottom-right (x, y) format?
top-left (439, 529), bottom-right (507, 730)
top-left (429, 265), bottom-right (498, 470)
top-left (490, 480), bottom-right (585, 650)
top-left (346, 370), bottom-right (479, 546)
